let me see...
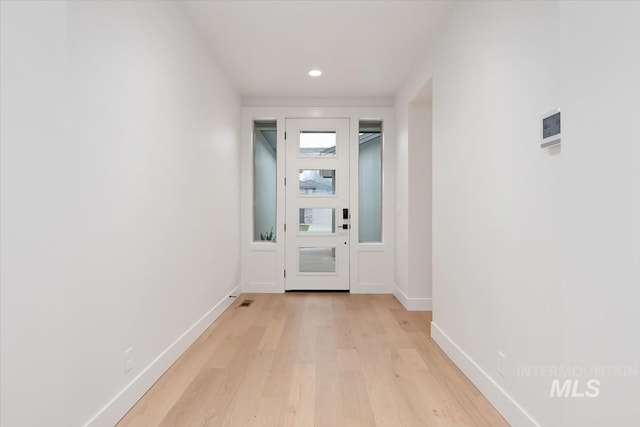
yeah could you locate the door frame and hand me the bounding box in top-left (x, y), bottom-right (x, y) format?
top-left (240, 105), bottom-right (395, 294)
top-left (284, 118), bottom-right (351, 291)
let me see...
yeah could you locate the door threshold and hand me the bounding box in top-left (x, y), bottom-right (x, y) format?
top-left (285, 289), bottom-right (350, 293)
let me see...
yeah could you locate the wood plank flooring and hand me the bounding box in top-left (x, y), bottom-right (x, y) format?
top-left (117, 293), bottom-right (509, 427)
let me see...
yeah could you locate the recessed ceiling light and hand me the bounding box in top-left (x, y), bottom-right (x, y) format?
top-left (308, 69), bottom-right (322, 77)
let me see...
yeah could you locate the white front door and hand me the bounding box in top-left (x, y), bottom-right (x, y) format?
top-left (285, 118), bottom-right (350, 290)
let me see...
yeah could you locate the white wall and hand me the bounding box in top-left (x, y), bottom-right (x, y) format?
top-left (430, 2), bottom-right (563, 424)
top-left (408, 97), bottom-right (432, 302)
top-left (396, 1), bottom-right (639, 426)
top-left (0, 2), bottom-right (241, 426)
top-left (395, 104), bottom-right (410, 299)
top-left (559, 2), bottom-right (640, 425)
top-left (395, 80), bottom-right (433, 309)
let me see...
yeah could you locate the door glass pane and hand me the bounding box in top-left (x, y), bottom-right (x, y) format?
top-left (299, 169), bottom-right (335, 195)
top-left (299, 131), bottom-right (336, 157)
top-left (359, 121), bottom-right (382, 242)
top-left (254, 121), bottom-right (277, 242)
top-left (299, 247), bottom-right (336, 273)
top-left (299, 208), bottom-right (335, 234)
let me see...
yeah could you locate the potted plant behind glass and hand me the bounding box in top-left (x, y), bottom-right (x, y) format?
top-left (260, 227), bottom-right (275, 242)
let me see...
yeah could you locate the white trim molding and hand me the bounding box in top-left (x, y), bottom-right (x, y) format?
top-left (393, 285), bottom-right (432, 311)
top-left (351, 282), bottom-right (389, 294)
top-left (241, 106), bottom-right (396, 294)
top-left (242, 282), bottom-right (283, 294)
top-left (242, 97), bottom-right (394, 108)
top-left (83, 284), bottom-right (242, 427)
top-left (430, 322), bottom-right (541, 427)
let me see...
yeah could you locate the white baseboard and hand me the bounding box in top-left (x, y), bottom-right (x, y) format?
top-left (242, 282), bottom-right (283, 293)
top-left (392, 285), bottom-right (432, 311)
top-left (350, 282), bottom-right (390, 294)
top-left (430, 321), bottom-right (540, 427)
top-left (82, 284), bottom-right (242, 427)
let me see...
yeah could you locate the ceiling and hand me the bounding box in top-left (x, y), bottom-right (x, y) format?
top-left (180, 1), bottom-right (452, 99)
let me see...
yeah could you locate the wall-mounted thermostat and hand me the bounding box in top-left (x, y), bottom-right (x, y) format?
top-left (541, 108), bottom-right (561, 148)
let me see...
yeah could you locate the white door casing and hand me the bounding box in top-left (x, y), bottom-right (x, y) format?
top-left (285, 118), bottom-right (350, 290)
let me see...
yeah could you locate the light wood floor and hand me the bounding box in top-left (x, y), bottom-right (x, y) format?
top-left (117, 293), bottom-right (509, 427)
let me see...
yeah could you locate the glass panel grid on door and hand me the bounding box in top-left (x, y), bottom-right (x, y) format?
top-left (298, 208), bottom-right (335, 234)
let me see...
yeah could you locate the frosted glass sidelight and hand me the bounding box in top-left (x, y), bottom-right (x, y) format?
top-left (359, 121), bottom-right (382, 242)
top-left (254, 121), bottom-right (277, 242)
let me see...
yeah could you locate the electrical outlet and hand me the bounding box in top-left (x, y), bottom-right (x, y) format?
top-left (124, 347), bottom-right (133, 374)
top-left (497, 351), bottom-right (506, 377)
